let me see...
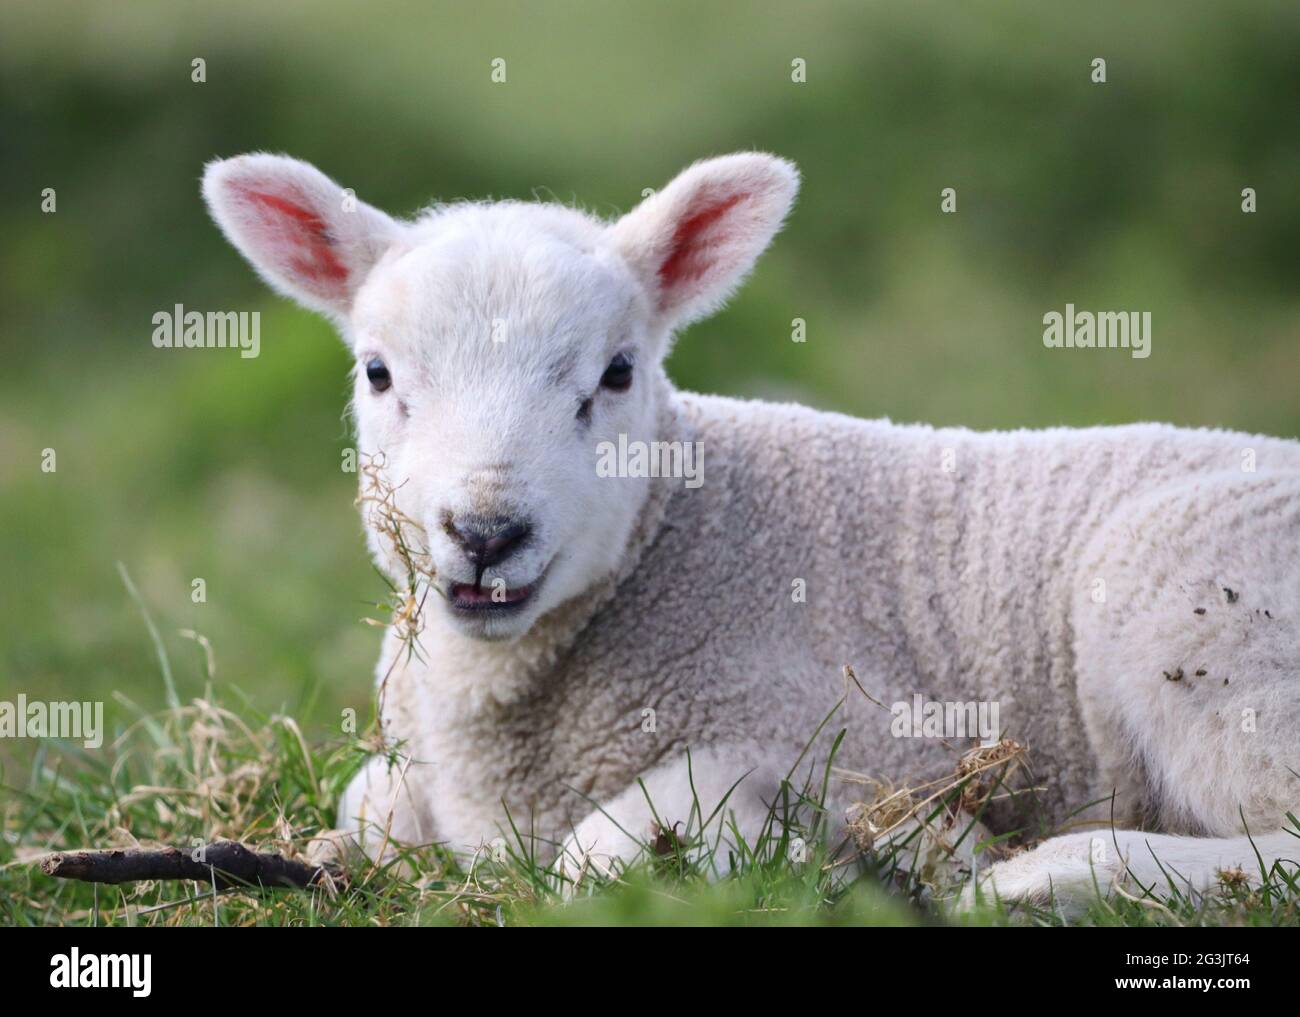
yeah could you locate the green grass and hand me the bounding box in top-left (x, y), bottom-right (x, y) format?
top-left (3, 585), bottom-right (1296, 927)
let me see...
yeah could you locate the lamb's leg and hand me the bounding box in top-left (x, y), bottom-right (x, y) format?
top-left (309, 753), bottom-right (433, 868)
top-left (1072, 471), bottom-right (1300, 833)
top-left (962, 828), bottom-right (1299, 917)
top-left (558, 746), bottom-right (801, 883)
top-left (969, 470), bottom-right (1300, 917)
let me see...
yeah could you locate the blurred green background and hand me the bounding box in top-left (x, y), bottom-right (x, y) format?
top-left (1, 0), bottom-right (1297, 762)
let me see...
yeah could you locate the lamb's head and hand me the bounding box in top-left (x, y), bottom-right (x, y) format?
top-left (203, 152), bottom-right (798, 640)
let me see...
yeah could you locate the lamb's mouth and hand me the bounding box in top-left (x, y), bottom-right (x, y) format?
top-left (447, 576), bottom-right (541, 613)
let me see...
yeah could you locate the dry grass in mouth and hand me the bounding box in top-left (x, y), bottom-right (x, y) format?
top-left (355, 453), bottom-right (442, 726)
top-left (356, 452), bottom-right (436, 642)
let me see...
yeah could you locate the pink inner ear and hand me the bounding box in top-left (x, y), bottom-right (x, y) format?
top-left (239, 186), bottom-right (349, 285)
top-left (657, 192), bottom-right (748, 303)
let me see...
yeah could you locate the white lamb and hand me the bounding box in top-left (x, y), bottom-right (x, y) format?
top-left (203, 151), bottom-right (1300, 915)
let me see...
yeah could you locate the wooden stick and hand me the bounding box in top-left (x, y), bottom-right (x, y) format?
top-left (41, 841), bottom-right (345, 891)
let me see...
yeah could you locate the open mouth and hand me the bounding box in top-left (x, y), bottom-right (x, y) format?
top-left (448, 579), bottom-right (537, 613)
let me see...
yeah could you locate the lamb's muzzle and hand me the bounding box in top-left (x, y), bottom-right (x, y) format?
top-left (446, 514), bottom-right (532, 568)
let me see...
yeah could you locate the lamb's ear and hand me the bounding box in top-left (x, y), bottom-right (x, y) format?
top-left (608, 153), bottom-right (799, 329)
top-left (202, 153), bottom-right (400, 318)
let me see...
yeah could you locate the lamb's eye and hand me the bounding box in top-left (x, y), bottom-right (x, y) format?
top-left (365, 357), bottom-right (391, 393)
top-left (600, 353), bottom-right (633, 392)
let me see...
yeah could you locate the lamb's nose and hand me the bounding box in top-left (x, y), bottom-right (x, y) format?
top-left (447, 516), bottom-right (532, 567)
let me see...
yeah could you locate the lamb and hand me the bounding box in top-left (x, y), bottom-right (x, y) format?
top-left (203, 151), bottom-right (1300, 915)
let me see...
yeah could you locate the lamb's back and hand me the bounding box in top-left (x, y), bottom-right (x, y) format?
top-left (654, 393), bottom-right (1299, 820)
